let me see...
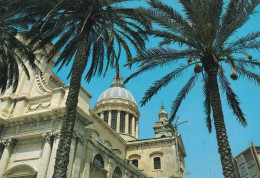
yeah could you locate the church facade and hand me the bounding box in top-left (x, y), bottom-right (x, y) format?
top-left (0, 48), bottom-right (186, 178)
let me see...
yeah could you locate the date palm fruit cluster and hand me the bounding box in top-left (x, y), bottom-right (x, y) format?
top-left (194, 57), bottom-right (202, 73)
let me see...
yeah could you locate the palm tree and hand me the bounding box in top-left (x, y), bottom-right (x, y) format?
top-left (24, 0), bottom-right (151, 177)
top-left (0, 0), bottom-right (37, 94)
top-left (125, 0), bottom-right (260, 177)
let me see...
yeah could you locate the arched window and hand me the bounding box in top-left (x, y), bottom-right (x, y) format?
top-left (161, 135), bottom-right (166, 138)
top-left (154, 157), bottom-right (161, 170)
top-left (113, 167), bottom-right (122, 178)
top-left (4, 164), bottom-right (37, 177)
top-left (93, 154), bottom-right (104, 168)
top-left (132, 159), bottom-right (138, 167)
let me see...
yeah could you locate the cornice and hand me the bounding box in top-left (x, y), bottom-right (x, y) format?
top-left (2, 107), bottom-right (65, 126)
top-left (94, 100), bottom-right (140, 118)
top-left (1, 106), bottom-right (93, 128)
top-left (95, 97), bottom-right (138, 109)
top-left (126, 137), bottom-right (174, 148)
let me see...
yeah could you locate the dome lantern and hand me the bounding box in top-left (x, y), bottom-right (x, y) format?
top-left (111, 75), bottom-right (124, 88)
top-left (159, 103), bottom-right (168, 121)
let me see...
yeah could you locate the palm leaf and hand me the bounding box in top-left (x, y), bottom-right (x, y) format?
top-left (169, 73), bottom-right (198, 122)
top-left (140, 64), bottom-right (193, 106)
top-left (219, 72), bottom-right (247, 126)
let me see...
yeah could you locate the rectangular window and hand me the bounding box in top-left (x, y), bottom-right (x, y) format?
top-left (129, 114), bottom-right (133, 135)
top-left (120, 111), bottom-right (125, 132)
top-left (104, 111), bottom-right (108, 124)
top-left (132, 159), bottom-right (138, 168)
top-left (154, 157), bottom-right (161, 169)
top-left (111, 110), bottom-right (117, 131)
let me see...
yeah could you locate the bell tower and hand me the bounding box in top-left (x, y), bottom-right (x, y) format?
top-left (153, 103), bottom-right (174, 138)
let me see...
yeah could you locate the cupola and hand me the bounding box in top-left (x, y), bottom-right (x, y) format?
top-left (93, 75), bottom-right (140, 141)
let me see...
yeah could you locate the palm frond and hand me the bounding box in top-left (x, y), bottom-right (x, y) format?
top-left (140, 65), bottom-right (192, 106)
top-left (235, 63), bottom-right (260, 85)
top-left (124, 48), bottom-right (196, 84)
top-left (236, 59), bottom-right (260, 69)
top-left (219, 72), bottom-right (247, 126)
top-left (169, 73), bottom-right (198, 122)
top-left (216, 0), bottom-right (260, 48)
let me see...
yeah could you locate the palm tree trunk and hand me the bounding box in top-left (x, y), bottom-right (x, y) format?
top-left (52, 31), bottom-right (90, 178)
top-left (208, 70), bottom-right (235, 178)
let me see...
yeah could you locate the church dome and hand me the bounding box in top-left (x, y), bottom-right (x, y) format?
top-left (96, 75), bottom-right (136, 105)
top-left (97, 87), bottom-right (136, 104)
top-left (94, 75), bottom-right (139, 141)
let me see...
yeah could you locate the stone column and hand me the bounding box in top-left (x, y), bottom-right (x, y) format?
top-left (46, 131), bottom-right (60, 178)
top-left (116, 111), bottom-right (121, 132)
top-left (79, 140), bottom-right (87, 178)
top-left (37, 132), bottom-right (53, 178)
top-left (132, 116), bottom-right (135, 137)
top-left (0, 139), bottom-right (16, 178)
top-left (107, 158), bottom-right (113, 178)
top-left (125, 113), bottom-right (129, 134)
top-left (124, 168), bottom-right (128, 178)
top-left (108, 111), bottom-right (112, 127)
top-left (136, 119), bottom-right (139, 139)
top-left (100, 112), bottom-right (104, 120)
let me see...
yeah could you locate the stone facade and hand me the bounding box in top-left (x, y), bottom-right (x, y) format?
top-left (0, 48), bottom-right (186, 177)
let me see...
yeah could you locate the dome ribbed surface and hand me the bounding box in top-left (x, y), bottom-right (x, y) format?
top-left (97, 87), bottom-right (136, 104)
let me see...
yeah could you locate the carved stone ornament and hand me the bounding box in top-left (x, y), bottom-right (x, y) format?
top-left (35, 70), bottom-right (52, 94)
top-left (73, 130), bottom-right (85, 143)
top-left (42, 132), bottom-right (53, 141)
top-left (52, 131), bottom-right (61, 139)
top-left (27, 101), bottom-right (51, 112)
top-left (0, 138), bottom-right (17, 147)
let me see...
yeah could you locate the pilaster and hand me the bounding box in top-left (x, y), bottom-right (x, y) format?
top-left (71, 131), bottom-right (85, 178)
top-left (132, 116), bottom-right (135, 137)
top-left (0, 138), bottom-right (16, 178)
top-left (116, 111), bottom-right (120, 132)
top-left (46, 131), bottom-right (60, 177)
top-left (136, 119), bottom-right (139, 139)
top-left (37, 132), bottom-right (53, 178)
top-left (108, 111), bottom-right (112, 127)
top-left (125, 113), bottom-right (129, 134)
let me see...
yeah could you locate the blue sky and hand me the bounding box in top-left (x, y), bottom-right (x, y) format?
top-left (53, 1), bottom-right (260, 177)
